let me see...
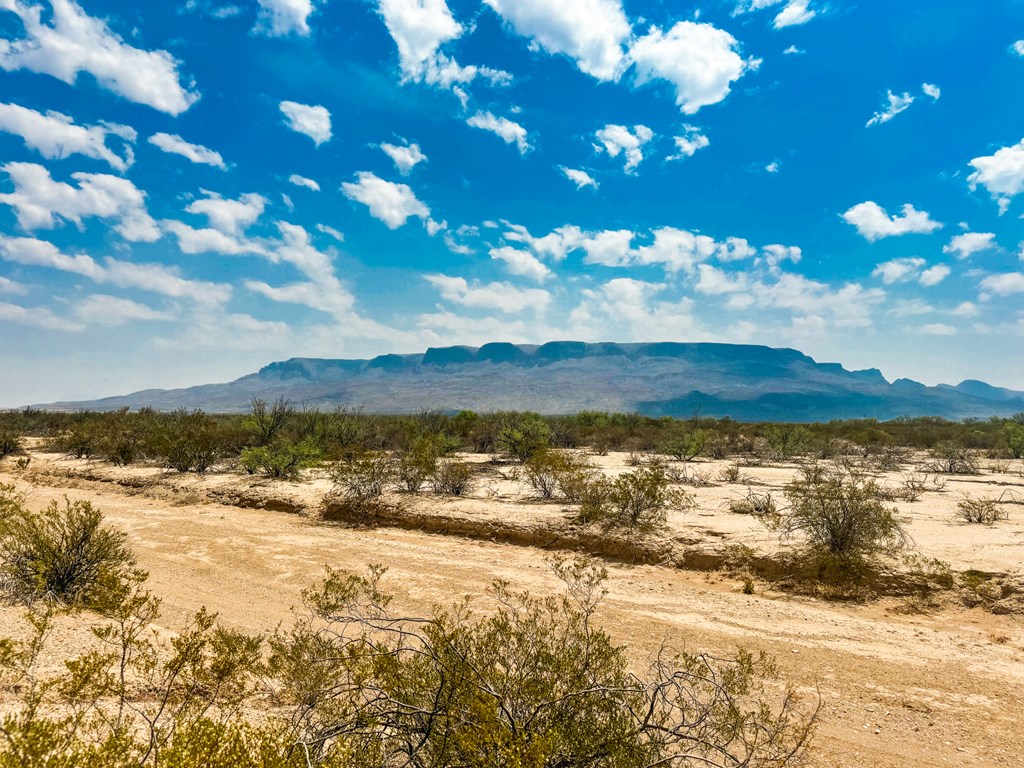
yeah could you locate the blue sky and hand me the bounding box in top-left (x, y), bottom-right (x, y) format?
top-left (0, 0), bottom-right (1023, 406)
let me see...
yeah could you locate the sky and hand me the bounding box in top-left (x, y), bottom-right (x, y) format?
top-left (0, 0), bottom-right (1023, 406)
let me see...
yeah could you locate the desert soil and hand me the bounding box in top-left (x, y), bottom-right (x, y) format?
top-left (2, 448), bottom-right (1023, 767)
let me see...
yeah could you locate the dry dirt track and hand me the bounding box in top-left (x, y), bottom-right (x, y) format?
top-left (2, 461), bottom-right (1024, 767)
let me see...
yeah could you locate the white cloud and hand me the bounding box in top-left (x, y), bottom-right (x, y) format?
top-left (316, 223), bottom-right (344, 241)
top-left (782, 45), bottom-right (803, 55)
top-left (866, 90), bottom-right (914, 127)
top-left (841, 201), bottom-right (942, 241)
top-left (288, 174), bottom-right (320, 191)
top-left (559, 167), bottom-right (598, 189)
top-left (0, 276), bottom-right (26, 295)
top-left (0, 300), bottom-right (81, 331)
top-left (765, 161), bottom-right (780, 173)
top-left (162, 221), bottom-right (261, 255)
top-left (695, 264), bottom-right (748, 295)
top-left (255, 0), bottom-right (316, 36)
top-left (943, 232), bottom-right (996, 259)
top-left (773, 0), bottom-right (815, 28)
top-left (919, 264), bottom-right (951, 286)
top-left (0, 162), bottom-right (159, 241)
top-left (629, 21), bottom-right (757, 115)
top-left (0, 234), bottom-right (231, 305)
top-left (503, 223), bottom-right (585, 262)
top-left (186, 191), bottom-right (266, 236)
top-left (0, 0), bottom-right (199, 115)
top-left (148, 132), bottom-right (225, 169)
top-left (489, 246), bottom-right (552, 282)
top-left (595, 124), bottom-right (653, 173)
top-left (951, 301), bottom-right (978, 318)
top-left (979, 272), bottom-right (1024, 296)
top-left (922, 82), bottom-right (941, 100)
top-left (466, 111), bottom-right (530, 154)
top-left (667, 125), bottom-right (709, 160)
top-left (378, 0), bottom-right (461, 79)
top-left (889, 298), bottom-right (934, 317)
top-left (1012, 40), bottom-right (1024, 57)
top-left (425, 274), bottom-right (550, 314)
top-left (917, 323), bottom-right (957, 336)
top-left (341, 171), bottom-right (430, 229)
top-left (279, 101), bottom-right (332, 145)
top-left (872, 257), bottom-right (926, 284)
top-left (760, 243), bottom-right (800, 268)
top-left (0, 102), bottom-right (135, 171)
top-left (381, 142), bottom-right (426, 175)
top-left (482, 0), bottom-right (631, 81)
top-left (568, 278), bottom-right (704, 341)
top-left (967, 139), bottom-right (1024, 214)
top-left (73, 294), bottom-right (171, 326)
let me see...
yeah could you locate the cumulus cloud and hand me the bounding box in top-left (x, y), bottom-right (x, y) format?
top-left (943, 232), bottom-right (996, 259)
top-left (341, 171), bottom-right (430, 229)
top-left (503, 223), bottom-right (585, 262)
top-left (279, 101), bottom-right (332, 145)
top-left (773, 0), bottom-right (816, 28)
top-left (0, 162), bottom-right (159, 241)
top-left (0, 276), bottom-right (26, 295)
top-left (1014, 41), bottom-right (1024, 57)
top-left (919, 264), bottom-right (951, 286)
top-left (0, 0), bottom-right (199, 115)
top-left (425, 274), bottom-right (551, 314)
top-left (841, 201), bottom-right (943, 242)
top-left (922, 82), bottom-right (941, 100)
top-left (0, 234), bottom-right (231, 305)
top-left (0, 102), bottom-right (135, 171)
top-left (595, 124), bottom-right (653, 173)
top-left (866, 90), bottom-right (914, 127)
top-left (980, 272), bottom-right (1024, 296)
top-left (186, 191), bottom-right (266, 236)
top-left (871, 257), bottom-right (926, 284)
top-left (381, 141), bottom-right (426, 175)
top-left (917, 323), bottom-right (956, 336)
top-left (559, 167), bottom-right (598, 189)
top-left (73, 294), bottom-right (172, 326)
top-left (489, 246), bottom-right (552, 282)
top-left (466, 111), bottom-right (530, 154)
top-left (0, 300), bottom-right (82, 331)
top-left (629, 22), bottom-right (758, 115)
top-left (255, 0), bottom-right (317, 36)
top-left (967, 139), bottom-right (1024, 214)
top-left (482, 0), bottom-right (631, 81)
top-left (148, 133), bottom-right (225, 169)
top-left (667, 125), bottom-right (709, 160)
top-left (288, 174), bottom-right (320, 191)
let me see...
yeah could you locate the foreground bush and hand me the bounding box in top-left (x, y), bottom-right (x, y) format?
top-left (0, 495), bottom-right (136, 608)
top-left (240, 438), bottom-right (321, 479)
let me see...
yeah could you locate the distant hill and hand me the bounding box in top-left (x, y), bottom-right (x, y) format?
top-left (35, 341), bottom-right (1024, 422)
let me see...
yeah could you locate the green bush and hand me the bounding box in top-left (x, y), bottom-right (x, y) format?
top-left (154, 409), bottom-right (221, 473)
top-left (430, 459), bottom-right (475, 496)
top-left (0, 496), bottom-right (137, 607)
top-left (240, 438), bottom-right (321, 479)
top-left (0, 426), bottom-right (24, 458)
top-left (1005, 424), bottom-right (1024, 459)
top-left (575, 467), bottom-right (692, 532)
top-left (395, 436), bottom-right (443, 493)
top-left (496, 411), bottom-right (552, 462)
top-left (659, 428), bottom-right (708, 461)
top-left (329, 451), bottom-right (396, 498)
top-left (764, 465), bottom-right (910, 581)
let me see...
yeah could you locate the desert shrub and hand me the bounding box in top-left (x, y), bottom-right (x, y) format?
top-left (0, 497), bottom-right (137, 607)
top-left (0, 426), bottom-right (24, 458)
top-left (243, 397), bottom-right (293, 447)
top-left (762, 425), bottom-right (811, 460)
top-left (430, 459), bottom-right (475, 496)
top-left (925, 442), bottom-right (981, 475)
top-left (240, 438), bottom-right (321, 479)
top-left (579, 467), bottom-right (692, 532)
top-left (523, 450), bottom-right (597, 500)
top-left (1005, 424), bottom-right (1024, 460)
top-left (154, 409), bottom-right (221, 473)
top-left (955, 495), bottom-right (1008, 525)
top-left (496, 411), bottom-right (552, 462)
top-left (896, 472), bottom-right (946, 502)
top-left (730, 489), bottom-right (777, 516)
top-left (717, 463), bottom-right (754, 484)
top-left (329, 451), bottom-right (396, 499)
top-left (395, 436), bottom-right (444, 493)
top-left (763, 465), bottom-right (910, 581)
top-left (269, 560), bottom-right (815, 767)
top-left (659, 428), bottom-right (708, 462)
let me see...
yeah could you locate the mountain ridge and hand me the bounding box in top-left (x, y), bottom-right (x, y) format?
top-left (33, 341), bottom-right (1024, 422)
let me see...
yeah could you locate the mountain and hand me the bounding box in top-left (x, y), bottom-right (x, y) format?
top-left (35, 341), bottom-right (1024, 422)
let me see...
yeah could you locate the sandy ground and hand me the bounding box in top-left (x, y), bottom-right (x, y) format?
top-left (2, 448), bottom-right (1024, 767)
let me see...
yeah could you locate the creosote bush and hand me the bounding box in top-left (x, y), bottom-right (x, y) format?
top-left (955, 495), bottom-right (1008, 525)
top-left (0, 494), bottom-right (137, 608)
top-left (763, 465), bottom-right (910, 584)
top-left (430, 459), bottom-right (475, 496)
top-left (0, 426), bottom-right (24, 458)
top-left (576, 467), bottom-right (693, 532)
